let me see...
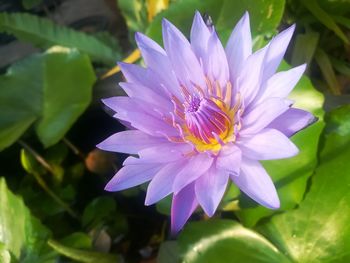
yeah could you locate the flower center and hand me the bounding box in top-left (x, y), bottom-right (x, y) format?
top-left (167, 80), bottom-right (242, 153)
top-left (185, 97), bottom-right (231, 145)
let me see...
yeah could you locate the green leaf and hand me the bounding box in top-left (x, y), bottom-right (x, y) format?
top-left (315, 48), bottom-right (342, 95)
top-left (146, 0), bottom-right (285, 44)
top-left (291, 32), bottom-right (319, 67)
top-left (0, 243), bottom-right (11, 263)
top-left (259, 104), bottom-right (350, 262)
top-left (215, 0), bottom-right (285, 41)
top-left (0, 12), bottom-right (119, 64)
top-left (157, 241), bottom-right (180, 263)
top-left (0, 177), bottom-right (52, 262)
top-left (332, 15), bottom-right (350, 30)
top-left (156, 194), bottom-right (172, 216)
top-left (22, 0), bottom-right (42, 9)
top-left (48, 239), bottom-right (119, 263)
top-left (146, 0), bottom-right (224, 44)
top-left (318, 0), bottom-right (350, 16)
top-left (236, 62), bottom-right (325, 227)
top-left (82, 196), bottom-right (116, 227)
top-left (118, 0), bottom-right (148, 34)
top-left (60, 233), bottom-right (92, 249)
top-left (0, 46), bottom-right (96, 150)
top-left (178, 220), bottom-right (291, 263)
top-left (300, 0), bottom-right (349, 44)
top-left (330, 56), bottom-right (350, 77)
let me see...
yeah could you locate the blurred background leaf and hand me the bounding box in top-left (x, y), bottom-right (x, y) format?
top-left (0, 12), bottom-right (121, 64)
top-left (0, 46), bottom-right (96, 150)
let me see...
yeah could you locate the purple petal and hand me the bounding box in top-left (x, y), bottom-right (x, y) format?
top-left (135, 33), bottom-right (182, 99)
top-left (171, 182), bottom-right (198, 234)
top-left (257, 64), bottom-right (306, 103)
top-left (226, 12), bottom-right (252, 84)
top-left (145, 161), bottom-right (186, 205)
top-left (240, 98), bottom-right (292, 135)
top-left (268, 108), bottom-right (317, 137)
top-left (102, 97), bottom-right (177, 137)
top-left (232, 158), bottom-right (280, 209)
top-left (216, 144), bottom-right (242, 176)
top-left (237, 44), bottom-right (269, 107)
top-left (105, 162), bottom-right (162, 191)
top-left (135, 32), bottom-right (166, 54)
top-left (173, 153), bottom-right (213, 194)
top-left (195, 166), bottom-right (229, 216)
top-left (205, 30), bottom-right (230, 87)
top-left (124, 143), bottom-right (191, 164)
top-left (96, 130), bottom-right (166, 154)
top-left (262, 25), bottom-right (295, 82)
top-left (238, 128), bottom-right (299, 160)
top-left (162, 19), bottom-right (206, 90)
top-left (120, 82), bottom-right (172, 112)
top-left (119, 62), bottom-right (167, 97)
top-left (190, 11), bottom-right (211, 63)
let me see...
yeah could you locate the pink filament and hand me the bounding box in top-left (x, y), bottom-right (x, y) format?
top-left (185, 97), bottom-right (229, 144)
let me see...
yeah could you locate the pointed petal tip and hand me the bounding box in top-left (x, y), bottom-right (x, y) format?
top-left (144, 190), bottom-right (158, 206)
top-left (104, 182), bottom-right (115, 192)
top-left (161, 17), bottom-right (171, 28)
top-left (242, 10), bottom-right (250, 20)
top-left (134, 31), bottom-right (141, 38)
top-left (170, 225), bottom-right (180, 236)
top-left (293, 63), bottom-right (307, 74)
top-left (282, 23), bottom-right (296, 38)
top-left (300, 63), bottom-right (307, 71)
top-left (144, 198), bottom-right (152, 206)
top-left (170, 218), bottom-right (187, 235)
top-left (194, 10), bottom-right (201, 17)
top-left (101, 97), bottom-right (116, 108)
top-left (117, 61), bottom-right (129, 70)
top-left (311, 115), bottom-right (319, 125)
top-left (265, 196), bottom-right (280, 210)
top-left (203, 206), bottom-right (215, 217)
top-left (134, 31), bottom-right (143, 43)
top-left (95, 142), bottom-right (104, 150)
top-left (265, 201), bottom-right (280, 210)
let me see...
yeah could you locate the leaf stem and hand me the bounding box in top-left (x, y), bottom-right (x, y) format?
top-left (18, 140), bottom-right (55, 174)
top-left (62, 137), bottom-right (85, 159)
top-left (18, 140), bottom-right (80, 219)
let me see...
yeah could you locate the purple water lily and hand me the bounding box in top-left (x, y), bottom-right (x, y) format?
top-left (98, 11), bottom-right (316, 233)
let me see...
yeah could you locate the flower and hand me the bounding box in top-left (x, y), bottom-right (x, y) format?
top-left (97, 11), bottom-right (316, 233)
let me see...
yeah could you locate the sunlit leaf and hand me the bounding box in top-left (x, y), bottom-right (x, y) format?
top-left (178, 220), bottom-right (291, 263)
top-left (259, 105), bottom-right (350, 262)
top-left (0, 46), bottom-right (96, 150)
top-left (48, 239), bottom-right (119, 263)
top-left (0, 177), bottom-right (52, 262)
top-left (118, 0), bottom-right (148, 33)
top-left (147, 0), bottom-right (285, 43)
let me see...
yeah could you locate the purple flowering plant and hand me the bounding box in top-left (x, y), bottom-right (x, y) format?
top-left (97, 11), bottom-right (316, 233)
